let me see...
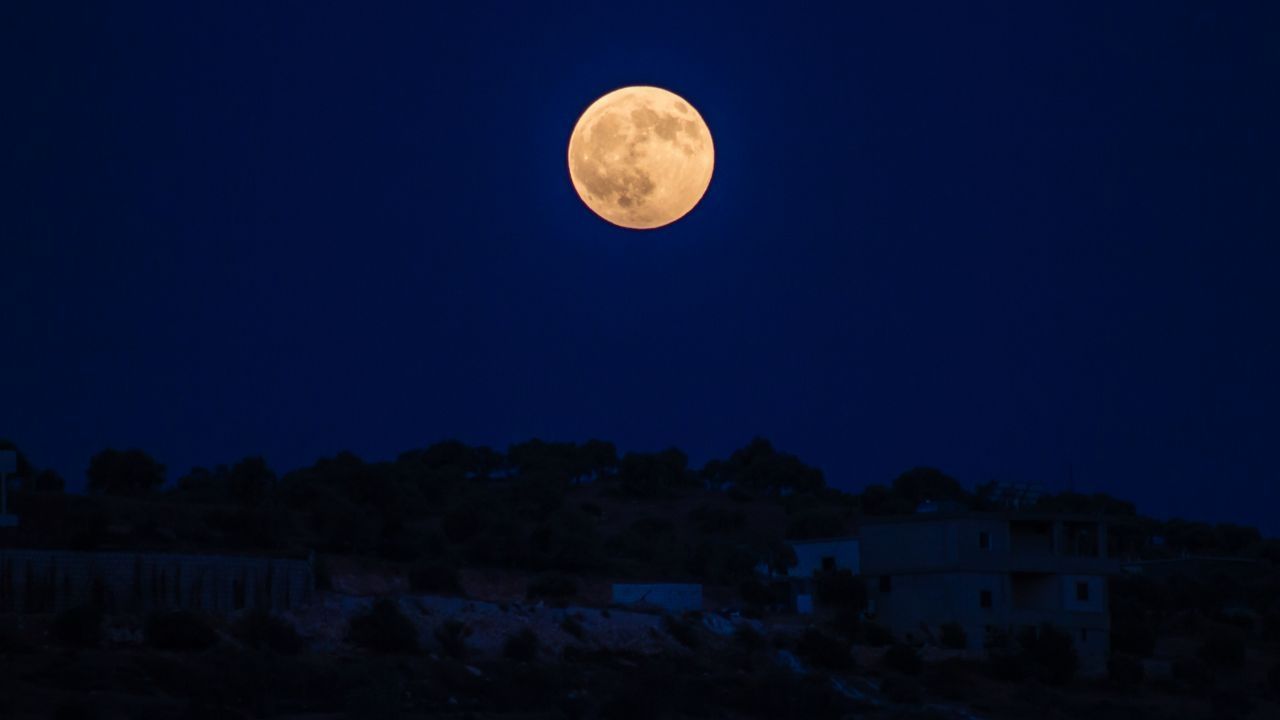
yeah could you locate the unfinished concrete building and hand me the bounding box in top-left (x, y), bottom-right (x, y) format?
top-left (860, 513), bottom-right (1123, 674)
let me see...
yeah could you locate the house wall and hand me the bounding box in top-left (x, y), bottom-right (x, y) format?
top-left (611, 583), bottom-right (702, 613)
top-left (871, 572), bottom-right (1007, 652)
top-left (0, 549), bottom-right (313, 614)
top-left (1061, 574), bottom-right (1106, 613)
top-left (861, 518), bottom-right (1010, 574)
top-left (789, 538), bottom-right (860, 576)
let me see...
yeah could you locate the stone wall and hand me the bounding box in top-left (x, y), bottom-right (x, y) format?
top-left (0, 549), bottom-right (313, 614)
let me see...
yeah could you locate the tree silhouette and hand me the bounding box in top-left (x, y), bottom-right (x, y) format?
top-left (87, 448), bottom-right (165, 496)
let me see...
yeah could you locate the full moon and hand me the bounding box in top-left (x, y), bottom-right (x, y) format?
top-left (568, 86), bottom-right (714, 230)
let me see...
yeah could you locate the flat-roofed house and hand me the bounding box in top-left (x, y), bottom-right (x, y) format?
top-left (860, 513), bottom-right (1122, 674)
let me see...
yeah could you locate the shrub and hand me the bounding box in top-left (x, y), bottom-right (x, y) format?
top-left (826, 607), bottom-right (861, 642)
top-left (1197, 633), bottom-right (1245, 670)
top-left (561, 615), bottom-right (586, 641)
top-left (814, 570), bottom-right (867, 610)
top-left (146, 611), bottom-right (217, 651)
top-left (348, 599), bottom-right (418, 654)
top-left (862, 620), bottom-right (894, 647)
top-left (526, 573), bottom-right (576, 603)
top-left (52, 605), bottom-right (103, 649)
top-left (939, 622), bottom-right (967, 650)
top-left (880, 675), bottom-right (923, 704)
top-left (1018, 624), bottom-right (1078, 685)
top-left (503, 628), bottom-right (539, 661)
top-left (434, 619), bottom-right (470, 660)
top-left (235, 609), bottom-right (304, 654)
top-left (734, 623), bottom-right (765, 651)
top-left (884, 644), bottom-right (923, 675)
top-left (796, 627), bottom-right (853, 670)
top-left (408, 562), bottom-right (462, 594)
top-left (1108, 654), bottom-right (1145, 689)
top-left (664, 614), bottom-right (700, 649)
top-left (1172, 656), bottom-right (1212, 691)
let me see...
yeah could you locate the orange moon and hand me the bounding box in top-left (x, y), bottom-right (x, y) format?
top-left (568, 86), bottom-right (714, 230)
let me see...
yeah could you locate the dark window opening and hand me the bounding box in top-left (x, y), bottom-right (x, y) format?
top-left (979, 531), bottom-right (991, 550)
top-left (821, 556), bottom-right (836, 572)
top-left (1076, 581), bottom-right (1089, 601)
top-left (879, 575), bottom-right (892, 593)
top-left (980, 590), bottom-right (993, 609)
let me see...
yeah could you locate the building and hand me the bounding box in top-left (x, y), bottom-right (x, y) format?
top-left (779, 536), bottom-right (860, 614)
top-left (859, 513), bottom-right (1123, 674)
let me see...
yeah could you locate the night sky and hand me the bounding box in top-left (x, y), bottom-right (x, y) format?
top-left (4, 2), bottom-right (1278, 533)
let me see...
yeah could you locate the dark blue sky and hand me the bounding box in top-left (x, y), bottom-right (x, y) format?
top-left (3, 2), bottom-right (1278, 533)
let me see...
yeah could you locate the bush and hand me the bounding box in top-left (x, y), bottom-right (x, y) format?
top-left (814, 570), bottom-right (867, 610)
top-left (884, 644), bottom-right (923, 675)
top-left (1172, 656), bottom-right (1212, 691)
top-left (735, 623), bottom-right (765, 651)
top-left (52, 605), bottom-right (103, 649)
top-left (826, 607), bottom-right (861, 643)
top-left (348, 599), bottom-right (418, 654)
top-left (939, 622), bottom-right (967, 650)
top-left (408, 562), bottom-right (462, 594)
top-left (503, 628), bottom-right (539, 661)
top-left (434, 619), bottom-right (470, 660)
top-left (1197, 633), bottom-right (1245, 670)
top-left (796, 627), bottom-right (853, 670)
top-left (880, 675), bottom-right (923, 704)
top-left (1018, 624), bottom-right (1078, 685)
top-left (526, 573), bottom-right (576, 603)
top-left (1108, 654), bottom-right (1145, 689)
top-left (235, 609), bottom-right (304, 654)
top-left (561, 615), bottom-right (586, 641)
top-left (146, 611), bottom-right (218, 651)
top-left (664, 614), bottom-right (700, 649)
top-left (862, 620), bottom-right (894, 647)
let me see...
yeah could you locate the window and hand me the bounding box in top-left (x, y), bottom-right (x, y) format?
top-left (980, 590), bottom-right (993, 609)
top-left (821, 556), bottom-right (836, 572)
top-left (979, 531), bottom-right (991, 550)
top-left (1076, 581), bottom-right (1089, 602)
top-left (879, 575), bottom-right (892, 593)
top-left (1080, 629), bottom-right (1088, 642)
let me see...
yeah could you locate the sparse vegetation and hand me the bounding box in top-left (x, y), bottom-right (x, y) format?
top-left (349, 599), bottom-right (418, 654)
top-left (796, 627), bottom-right (853, 670)
top-left (434, 619), bottom-right (470, 660)
top-left (235, 609), bottom-right (304, 654)
top-left (503, 627), bottom-right (539, 661)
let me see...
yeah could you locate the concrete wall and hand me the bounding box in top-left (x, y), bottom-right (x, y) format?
top-left (0, 549), bottom-right (313, 614)
top-left (789, 538), bottom-right (860, 576)
top-left (611, 583), bottom-right (702, 613)
top-left (871, 572), bottom-right (1006, 651)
